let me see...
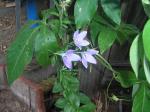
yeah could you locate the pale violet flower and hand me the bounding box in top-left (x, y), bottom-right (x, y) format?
top-left (81, 49), bottom-right (99, 68)
top-left (61, 50), bottom-right (81, 69)
top-left (73, 30), bottom-right (90, 49)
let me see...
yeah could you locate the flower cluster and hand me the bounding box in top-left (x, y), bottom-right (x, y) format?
top-left (61, 30), bottom-right (99, 69)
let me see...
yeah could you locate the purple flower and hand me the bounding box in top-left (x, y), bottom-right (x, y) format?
top-left (81, 49), bottom-right (99, 68)
top-left (73, 30), bottom-right (90, 49)
top-left (61, 50), bottom-right (81, 69)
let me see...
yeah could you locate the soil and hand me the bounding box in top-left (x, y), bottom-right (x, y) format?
top-left (0, 90), bottom-right (32, 112)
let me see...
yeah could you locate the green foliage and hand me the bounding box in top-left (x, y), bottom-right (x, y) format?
top-left (101, 0), bottom-right (121, 25)
top-left (143, 56), bottom-right (150, 84)
top-left (143, 20), bottom-right (150, 61)
top-left (79, 103), bottom-right (96, 112)
top-left (35, 25), bottom-right (60, 66)
top-left (98, 27), bottom-right (117, 54)
top-left (132, 83), bottom-right (150, 112)
top-left (116, 23), bottom-right (139, 44)
top-left (142, 0), bottom-right (150, 18)
top-left (55, 98), bottom-right (67, 109)
top-left (115, 70), bottom-right (137, 88)
top-left (7, 21), bottom-right (39, 84)
top-left (52, 81), bottom-right (63, 93)
top-left (130, 35), bottom-right (141, 78)
top-left (90, 18), bottom-right (104, 45)
top-left (54, 70), bottom-right (95, 112)
top-left (7, 0), bottom-right (150, 112)
top-left (74, 0), bottom-right (98, 28)
top-left (79, 93), bottom-right (91, 104)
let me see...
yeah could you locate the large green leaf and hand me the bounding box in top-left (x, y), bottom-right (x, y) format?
top-left (115, 70), bottom-right (137, 88)
top-left (35, 25), bottom-right (60, 66)
top-left (98, 27), bottom-right (117, 54)
top-left (143, 56), bottom-right (150, 84)
top-left (7, 21), bottom-right (39, 84)
top-left (130, 35), bottom-right (140, 78)
top-left (142, 0), bottom-right (150, 18)
top-left (74, 0), bottom-right (98, 28)
top-left (101, 0), bottom-right (121, 25)
top-left (143, 20), bottom-right (150, 61)
top-left (132, 83), bottom-right (150, 112)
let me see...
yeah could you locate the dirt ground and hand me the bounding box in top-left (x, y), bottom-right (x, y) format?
top-left (0, 90), bottom-right (32, 112)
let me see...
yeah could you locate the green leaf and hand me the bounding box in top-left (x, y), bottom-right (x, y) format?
top-left (52, 81), bottom-right (63, 93)
top-left (130, 35), bottom-right (140, 78)
top-left (7, 21), bottom-right (39, 84)
top-left (62, 74), bottom-right (79, 92)
top-left (55, 98), bottom-right (67, 109)
top-left (98, 27), bottom-right (117, 54)
top-left (64, 104), bottom-right (76, 112)
top-left (132, 84), bottom-right (139, 97)
top-left (74, 0), bottom-right (98, 28)
top-left (35, 25), bottom-right (60, 66)
top-left (101, 0), bottom-right (121, 25)
top-left (132, 83), bottom-right (150, 112)
top-left (143, 20), bottom-right (150, 61)
top-left (79, 103), bottom-right (96, 112)
top-left (143, 56), bottom-right (150, 84)
top-left (115, 70), bottom-right (137, 88)
top-left (142, 0), bottom-right (150, 18)
top-left (79, 93), bottom-right (90, 105)
top-left (68, 93), bottom-right (80, 107)
top-left (41, 8), bottom-right (59, 19)
top-left (90, 18), bottom-right (105, 45)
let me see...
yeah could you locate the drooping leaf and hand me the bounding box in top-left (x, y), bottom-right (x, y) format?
top-left (35, 25), bottom-right (60, 66)
top-left (143, 20), bottom-right (150, 61)
top-left (115, 70), bottom-right (137, 88)
top-left (132, 83), bottom-right (150, 112)
top-left (101, 0), bottom-right (121, 25)
top-left (98, 27), bottom-right (117, 54)
top-left (142, 0), bottom-right (150, 18)
top-left (130, 35), bottom-right (140, 78)
top-left (74, 0), bottom-right (98, 28)
top-left (143, 56), bottom-right (150, 84)
top-left (7, 21), bottom-right (39, 84)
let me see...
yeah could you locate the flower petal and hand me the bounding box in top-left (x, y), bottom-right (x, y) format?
top-left (79, 40), bottom-right (90, 46)
top-left (81, 56), bottom-right (88, 68)
top-left (78, 31), bottom-right (87, 40)
top-left (84, 53), bottom-right (97, 64)
top-left (66, 49), bottom-right (75, 54)
top-left (87, 49), bottom-right (99, 55)
top-left (62, 56), bottom-right (72, 69)
top-left (68, 54), bottom-right (81, 61)
top-left (73, 30), bottom-right (79, 39)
